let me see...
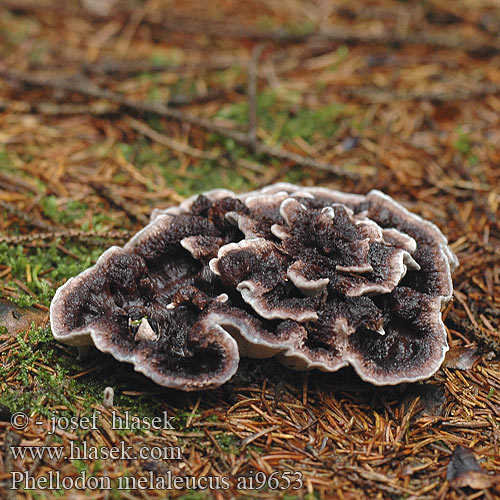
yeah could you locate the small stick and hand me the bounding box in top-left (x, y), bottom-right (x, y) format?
top-left (1, 1), bottom-right (498, 52)
top-left (0, 200), bottom-right (59, 232)
top-left (247, 44), bottom-right (265, 143)
top-left (0, 68), bottom-right (358, 179)
top-left (343, 83), bottom-right (500, 102)
top-left (0, 172), bottom-right (39, 194)
top-left (125, 117), bottom-right (219, 161)
top-left (0, 229), bottom-right (134, 244)
top-left (81, 57), bottom-right (240, 77)
top-left (144, 15), bottom-right (500, 53)
top-left (90, 182), bottom-right (149, 225)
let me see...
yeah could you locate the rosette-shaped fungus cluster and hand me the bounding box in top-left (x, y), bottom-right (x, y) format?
top-left (50, 183), bottom-right (458, 390)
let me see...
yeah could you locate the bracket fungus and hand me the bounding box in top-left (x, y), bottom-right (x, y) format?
top-left (50, 183), bottom-right (458, 390)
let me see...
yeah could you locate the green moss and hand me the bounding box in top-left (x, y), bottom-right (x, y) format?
top-left (0, 10), bottom-right (40, 46)
top-left (216, 432), bottom-right (238, 453)
top-left (112, 89), bottom-right (346, 197)
top-left (116, 140), bottom-right (254, 196)
top-left (213, 67), bottom-right (244, 85)
top-left (256, 15), bottom-right (278, 30)
top-left (283, 168), bottom-right (313, 184)
top-left (0, 147), bottom-right (13, 169)
top-left (0, 241), bottom-right (103, 307)
top-left (174, 409), bottom-right (201, 430)
top-left (167, 77), bottom-right (201, 101)
top-left (216, 91), bottom-right (344, 143)
top-left (39, 196), bottom-right (88, 225)
top-left (454, 128), bottom-right (471, 154)
top-left (453, 127), bottom-right (482, 168)
top-left (330, 45), bottom-right (349, 70)
top-left (72, 458), bottom-right (89, 474)
top-left (178, 492), bottom-right (212, 500)
top-left (285, 19), bottom-right (317, 36)
top-left (149, 49), bottom-right (183, 66)
top-left (147, 85), bottom-right (168, 103)
top-left (0, 321), bottom-right (173, 430)
top-left (0, 325), bottom-right (79, 416)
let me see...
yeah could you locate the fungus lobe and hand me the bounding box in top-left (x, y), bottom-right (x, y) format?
top-left (50, 183), bottom-right (458, 390)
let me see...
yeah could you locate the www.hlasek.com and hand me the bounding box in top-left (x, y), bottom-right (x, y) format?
top-left (10, 439), bottom-right (182, 461)
top-left (9, 410), bottom-right (303, 491)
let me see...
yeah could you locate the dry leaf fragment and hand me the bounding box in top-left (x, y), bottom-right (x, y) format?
top-left (444, 346), bottom-right (480, 370)
top-left (0, 299), bottom-right (47, 335)
top-left (447, 445), bottom-right (495, 489)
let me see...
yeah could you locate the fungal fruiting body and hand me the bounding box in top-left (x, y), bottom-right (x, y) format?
top-left (50, 183), bottom-right (458, 390)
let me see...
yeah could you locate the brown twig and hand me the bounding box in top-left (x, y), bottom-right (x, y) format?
top-left (0, 229), bottom-right (134, 244)
top-left (89, 182), bottom-right (149, 225)
top-left (126, 116), bottom-right (272, 181)
top-left (0, 99), bottom-right (119, 115)
top-left (1, 0), bottom-right (498, 53)
top-left (0, 68), bottom-right (358, 179)
top-left (80, 58), bottom-right (243, 77)
top-left (148, 16), bottom-right (500, 54)
top-left (0, 200), bottom-right (59, 232)
top-left (1, 92), bottom-right (239, 114)
top-left (0, 172), bottom-right (39, 194)
top-left (247, 44), bottom-right (265, 143)
top-left (167, 86), bottom-right (245, 108)
top-left (343, 83), bottom-right (500, 102)
top-left (125, 117), bottom-right (219, 161)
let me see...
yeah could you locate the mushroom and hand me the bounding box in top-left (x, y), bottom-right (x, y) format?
top-left (50, 183), bottom-right (458, 390)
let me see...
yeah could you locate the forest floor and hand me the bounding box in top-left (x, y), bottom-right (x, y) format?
top-left (0, 0), bottom-right (499, 498)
